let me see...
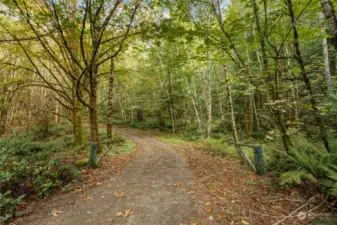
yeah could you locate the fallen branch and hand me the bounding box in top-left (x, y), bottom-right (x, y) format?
top-left (272, 196), bottom-right (315, 225)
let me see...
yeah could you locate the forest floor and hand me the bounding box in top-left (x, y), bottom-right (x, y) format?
top-left (12, 127), bottom-right (331, 225)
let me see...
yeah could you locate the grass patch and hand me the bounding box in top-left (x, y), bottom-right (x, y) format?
top-left (117, 138), bottom-right (136, 155)
top-left (158, 136), bottom-right (188, 144)
top-left (106, 134), bottom-right (136, 156)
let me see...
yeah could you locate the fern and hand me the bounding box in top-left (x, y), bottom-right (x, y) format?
top-left (279, 140), bottom-right (337, 195)
top-left (280, 170), bottom-right (317, 186)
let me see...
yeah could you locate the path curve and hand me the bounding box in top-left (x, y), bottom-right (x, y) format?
top-left (22, 128), bottom-right (213, 225)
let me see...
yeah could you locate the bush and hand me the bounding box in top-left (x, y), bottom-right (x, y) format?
top-left (265, 136), bottom-right (337, 195)
top-left (198, 138), bottom-right (234, 157)
top-left (0, 137), bottom-right (78, 221)
top-left (183, 125), bottom-right (201, 141)
top-left (0, 191), bottom-right (25, 222)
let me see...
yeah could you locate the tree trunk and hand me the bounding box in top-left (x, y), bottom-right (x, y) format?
top-left (320, 13), bottom-right (333, 94)
top-left (89, 64), bottom-right (100, 152)
top-left (107, 58), bottom-right (115, 141)
top-left (206, 60), bottom-right (212, 138)
top-left (74, 97), bottom-right (84, 147)
top-left (321, 0), bottom-right (337, 76)
top-left (287, 0), bottom-right (331, 152)
top-left (244, 93), bottom-right (254, 138)
top-left (253, 95), bottom-right (261, 131)
top-left (167, 70), bottom-right (176, 134)
top-left (184, 76), bottom-right (202, 133)
top-left (167, 90), bottom-right (175, 134)
top-left (223, 63), bottom-right (242, 160)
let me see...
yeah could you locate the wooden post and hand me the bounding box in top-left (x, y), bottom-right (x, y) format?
top-left (254, 146), bottom-right (264, 175)
top-left (88, 142), bottom-right (97, 168)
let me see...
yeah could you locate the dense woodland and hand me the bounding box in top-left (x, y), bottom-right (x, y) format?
top-left (0, 0), bottom-right (337, 222)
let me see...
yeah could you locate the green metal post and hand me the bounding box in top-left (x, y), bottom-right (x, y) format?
top-left (254, 146), bottom-right (264, 175)
top-left (88, 142), bottom-right (97, 168)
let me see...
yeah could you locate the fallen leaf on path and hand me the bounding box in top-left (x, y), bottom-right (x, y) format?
top-left (96, 182), bottom-right (102, 186)
top-left (86, 195), bottom-right (94, 200)
top-left (124, 209), bottom-right (134, 217)
top-left (241, 219), bottom-right (250, 225)
top-left (51, 209), bottom-right (63, 217)
top-left (107, 184), bottom-right (112, 188)
top-left (107, 218), bottom-right (113, 222)
top-left (115, 209), bottom-right (134, 217)
top-left (190, 222), bottom-right (197, 225)
top-left (204, 207), bottom-right (212, 213)
top-left (113, 192), bottom-right (125, 198)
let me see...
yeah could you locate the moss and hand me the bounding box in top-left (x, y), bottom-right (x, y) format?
top-left (75, 159), bottom-right (88, 167)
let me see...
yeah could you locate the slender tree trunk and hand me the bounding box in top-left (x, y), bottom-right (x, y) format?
top-left (244, 93), bottom-right (254, 138)
top-left (253, 95), bottom-right (261, 131)
top-left (107, 58), bottom-right (115, 141)
top-left (321, 0), bottom-right (337, 51)
top-left (74, 97), bottom-right (84, 147)
top-left (287, 0), bottom-right (331, 152)
top-left (184, 76), bottom-right (202, 133)
top-left (320, 13), bottom-right (333, 93)
top-left (167, 70), bottom-right (176, 134)
top-left (206, 60), bottom-right (212, 138)
top-left (223, 63), bottom-right (242, 160)
top-left (55, 101), bottom-right (60, 123)
top-left (89, 64), bottom-right (100, 152)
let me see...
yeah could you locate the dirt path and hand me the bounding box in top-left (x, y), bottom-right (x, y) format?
top-left (21, 128), bottom-right (214, 225)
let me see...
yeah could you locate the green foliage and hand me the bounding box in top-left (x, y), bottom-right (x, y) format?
top-left (159, 136), bottom-right (187, 144)
top-left (75, 159), bottom-right (89, 167)
top-left (183, 125), bottom-right (201, 141)
top-left (0, 136), bottom-right (78, 221)
top-left (0, 191), bottom-right (25, 222)
top-left (198, 138), bottom-right (233, 157)
top-left (109, 134), bottom-right (136, 155)
top-left (272, 136), bottom-right (337, 195)
top-left (280, 170), bottom-right (317, 186)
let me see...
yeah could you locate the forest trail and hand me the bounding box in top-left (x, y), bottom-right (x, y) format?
top-left (21, 127), bottom-right (213, 225)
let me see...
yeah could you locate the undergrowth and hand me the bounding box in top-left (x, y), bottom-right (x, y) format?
top-left (0, 124), bottom-right (78, 222)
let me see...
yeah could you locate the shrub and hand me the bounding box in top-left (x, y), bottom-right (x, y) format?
top-left (273, 136), bottom-right (337, 195)
top-left (0, 137), bottom-right (78, 221)
top-left (0, 191), bottom-right (25, 222)
top-left (199, 138), bottom-right (231, 157)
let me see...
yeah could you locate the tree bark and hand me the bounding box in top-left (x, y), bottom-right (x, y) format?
top-left (206, 60), bottom-right (212, 138)
top-left (287, 0), bottom-right (331, 152)
top-left (321, 0), bottom-right (337, 76)
top-left (89, 64), bottom-right (100, 152)
top-left (184, 76), bottom-right (202, 133)
top-left (106, 57), bottom-right (115, 141)
top-left (320, 13), bottom-right (333, 94)
top-left (223, 63), bottom-right (242, 160)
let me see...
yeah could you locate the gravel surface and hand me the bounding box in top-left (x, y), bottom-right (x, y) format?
top-left (21, 128), bottom-right (215, 225)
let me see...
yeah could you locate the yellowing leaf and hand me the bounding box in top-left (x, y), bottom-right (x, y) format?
top-left (124, 209), bottom-right (134, 217)
top-left (113, 192), bottom-right (125, 198)
top-left (191, 222), bottom-right (197, 225)
top-left (204, 207), bottom-right (212, 213)
top-left (241, 219), bottom-right (250, 225)
top-left (115, 209), bottom-right (134, 217)
top-left (51, 209), bottom-right (63, 217)
top-left (86, 195), bottom-right (94, 200)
